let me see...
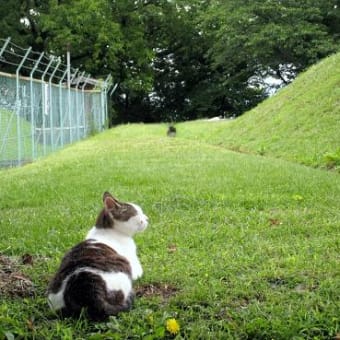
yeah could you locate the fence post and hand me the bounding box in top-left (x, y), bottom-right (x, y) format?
top-left (81, 74), bottom-right (91, 136)
top-left (48, 58), bottom-right (61, 151)
top-left (75, 71), bottom-right (85, 141)
top-left (0, 37), bottom-right (11, 58)
top-left (30, 51), bottom-right (44, 160)
top-left (16, 46), bottom-right (32, 165)
top-left (68, 68), bottom-right (78, 143)
top-left (102, 74), bottom-right (112, 129)
top-left (109, 82), bottom-right (118, 97)
top-left (41, 57), bottom-right (54, 155)
top-left (59, 68), bottom-right (68, 147)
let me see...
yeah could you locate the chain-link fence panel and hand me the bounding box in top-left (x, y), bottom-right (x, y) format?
top-left (0, 38), bottom-right (112, 168)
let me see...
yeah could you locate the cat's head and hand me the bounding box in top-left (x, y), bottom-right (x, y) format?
top-left (95, 192), bottom-right (148, 236)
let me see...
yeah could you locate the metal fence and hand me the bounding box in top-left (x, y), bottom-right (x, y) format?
top-left (0, 37), bottom-right (112, 168)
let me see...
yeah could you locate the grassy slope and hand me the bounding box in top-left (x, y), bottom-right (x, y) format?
top-left (177, 52), bottom-right (340, 170)
top-left (0, 124), bottom-right (339, 339)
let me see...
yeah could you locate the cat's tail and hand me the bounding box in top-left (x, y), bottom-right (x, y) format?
top-left (63, 271), bottom-right (134, 321)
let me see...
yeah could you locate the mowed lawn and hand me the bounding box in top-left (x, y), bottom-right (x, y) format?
top-left (0, 124), bottom-right (339, 339)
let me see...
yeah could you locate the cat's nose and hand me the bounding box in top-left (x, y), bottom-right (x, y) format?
top-left (143, 215), bottom-right (149, 227)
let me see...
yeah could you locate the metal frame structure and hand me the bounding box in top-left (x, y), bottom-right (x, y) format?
top-left (0, 37), bottom-right (113, 167)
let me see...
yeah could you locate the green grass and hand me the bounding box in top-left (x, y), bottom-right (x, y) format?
top-left (0, 108), bottom-right (35, 162)
top-left (177, 52), bottom-right (340, 171)
top-left (0, 123), bottom-right (339, 339)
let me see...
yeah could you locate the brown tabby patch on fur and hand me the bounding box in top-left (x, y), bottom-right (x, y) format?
top-left (95, 203), bottom-right (138, 229)
top-left (60, 270), bottom-right (133, 321)
top-left (48, 241), bottom-right (131, 293)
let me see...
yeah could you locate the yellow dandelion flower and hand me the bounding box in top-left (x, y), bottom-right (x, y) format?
top-left (166, 318), bottom-right (180, 335)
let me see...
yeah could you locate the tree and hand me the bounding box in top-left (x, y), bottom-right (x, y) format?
top-left (141, 0), bottom-right (214, 121)
top-left (38, 0), bottom-right (154, 119)
top-left (1, 0), bottom-right (30, 48)
top-left (0, 0), bottom-right (50, 51)
top-left (205, 0), bottom-right (339, 92)
top-left (40, 0), bottom-right (121, 74)
top-left (110, 0), bottom-right (212, 123)
top-left (2, 0), bottom-right (339, 123)
top-left (113, 0), bottom-right (340, 121)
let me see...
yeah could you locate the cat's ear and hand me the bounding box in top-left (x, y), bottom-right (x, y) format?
top-left (103, 192), bottom-right (121, 210)
top-left (103, 191), bottom-right (114, 201)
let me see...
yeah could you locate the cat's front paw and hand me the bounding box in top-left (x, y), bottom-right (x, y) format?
top-left (132, 264), bottom-right (143, 280)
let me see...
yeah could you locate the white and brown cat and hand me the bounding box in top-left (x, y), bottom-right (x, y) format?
top-left (47, 192), bottom-right (148, 320)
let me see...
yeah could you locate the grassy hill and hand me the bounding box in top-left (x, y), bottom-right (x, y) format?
top-left (177, 52), bottom-right (340, 170)
top-left (0, 123), bottom-right (339, 339)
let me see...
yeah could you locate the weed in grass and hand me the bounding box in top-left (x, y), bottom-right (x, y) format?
top-left (323, 149), bottom-right (340, 170)
top-left (0, 254), bottom-right (35, 298)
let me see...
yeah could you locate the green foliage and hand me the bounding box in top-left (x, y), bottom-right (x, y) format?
top-left (0, 0), bottom-right (26, 46)
top-left (0, 1), bottom-right (27, 46)
top-left (40, 0), bottom-right (123, 74)
top-left (0, 0), bottom-right (49, 52)
top-left (142, 1), bottom-right (217, 121)
top-left (205, 0), bottom-right (339, 87)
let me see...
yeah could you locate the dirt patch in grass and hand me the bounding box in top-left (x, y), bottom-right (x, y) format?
top-left (0, 254), bottom-right (35, 298)
top-left (136, 282), bottom-right (178, 300)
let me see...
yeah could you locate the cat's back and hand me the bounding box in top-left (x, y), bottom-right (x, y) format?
top-left (49, 240), bottom-right (132, 291)
top-left (47, 240), bottom-right (133, 315)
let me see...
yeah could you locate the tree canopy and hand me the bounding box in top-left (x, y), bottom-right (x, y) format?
top-left (1, 0), bottom-right (339, 123)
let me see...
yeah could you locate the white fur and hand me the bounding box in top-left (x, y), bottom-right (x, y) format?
top-left (86, 203), bottom-right (148, 280)
top-left (101, 271), bottom-right (132, 295)
top-left (48, 281), bottom-right (67, 310)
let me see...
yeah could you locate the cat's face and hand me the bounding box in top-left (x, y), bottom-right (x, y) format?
top-left (97, 192), bottom-right (148, 236)
top-left (127, 203), bottom-right (149, 232)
